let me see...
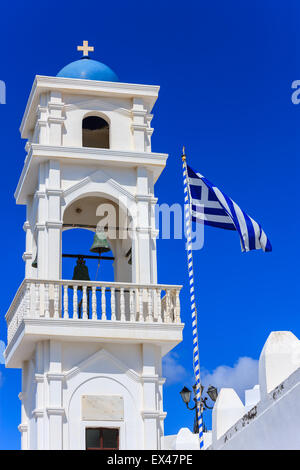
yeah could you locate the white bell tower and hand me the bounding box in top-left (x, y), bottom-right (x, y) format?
top-left (5, 43), bottom-right (183, 450)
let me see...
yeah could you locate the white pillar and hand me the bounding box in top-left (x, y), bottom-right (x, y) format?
top-left (142, 344), bottom-right (159, 449)
top-left (131, 98), bottom-right (147, 151)
top-left (33, 342), bottom-right (45, 450)
top-left (212, 388), bottom-right (245, 444)
top-left (47, 341), bottom-right (64, 450)
top-left (136, 167), bottom-right (151, 284)
top-left (47, 92), bottom-right (64, 146)
top-left (259, 331), bottom-right (300, 397)
top-left (19, 362), bottom-right (29, 450)
top-left (46, 160), bottom-right (62, 280)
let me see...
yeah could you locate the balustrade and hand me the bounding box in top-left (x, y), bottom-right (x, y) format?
top-left (6, 279), bottom-right (182, 345)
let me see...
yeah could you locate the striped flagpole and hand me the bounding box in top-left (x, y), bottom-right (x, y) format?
top-left (182, 146), bottom-right (204, 450)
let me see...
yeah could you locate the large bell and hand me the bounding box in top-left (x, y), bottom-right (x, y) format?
top-left (72, 257), bottom-right (90, 281)
top-left (90, 230), bottom-right (110, 254)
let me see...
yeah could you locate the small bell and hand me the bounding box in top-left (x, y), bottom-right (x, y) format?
top-left (72, 257), bottom-right (90, 281)
top-left (90, 231), bottom-right (110, 254)
top-left (32, 253), bottom-right (37, 268)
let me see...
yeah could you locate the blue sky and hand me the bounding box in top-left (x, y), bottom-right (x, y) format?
top-left (0, 0), bottom-right (300, 449)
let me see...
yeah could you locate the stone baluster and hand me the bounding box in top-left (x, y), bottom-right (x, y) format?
top-left (111, 287), bottom-right (116, 321)
top-left (54, 284), bottom-right (59, 319)
top-left (147, 288), bottom-right (153, 322)
top-left (101, 287), bottom-right (106, 320)
top-left (92, 286), bottom-right (97, 320)
top-left (25, 281), bottom-right (31, 318)
top-left (157, 288), bottom-right (162, 323)
top-left (44, 283), bottom-right (50, 318)
top-left (82, 285), bottom-right (88, 319)
top-left (139, 288), bottom-right (144, 322)
top-left (73, 285), bottom-right (78, 319)
top-left (63, 284), bottom-right (69, 319)
top-left (165, 289), bottom-right (171, 323)
top-left (120, 288), bottom-right (125, 321)
top-left (35, 282), bottom-right (40, 318)
top-left (129, 288), bottom-right (135, 322)
top-left (175, 289), bottom-right (181, 323)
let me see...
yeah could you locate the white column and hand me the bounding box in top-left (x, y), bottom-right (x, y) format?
top-left (19, 362), bottom-right (29, 450)
top-left (36, 93), bottom-right (49, 144)
top-left (47, 340), bottom-right (64, 450)
top-left (33, 342), bottom-right (45, 449)
top-left (136, 167), bottom-right (151, 284)
top-left (46, 160), bottom-right (62, 280)
top-left (23, 221), bottom-right (33, 278)
top-left (149, 197), bottom-right (158, 285)
top-left (47, 91), bottom-right (64, 146)
top-left (142, 344), bottom-right (159, 449)
top-left (131, 98), bottom-right (147, 151)
top-left (36, 163), bottom-right (47, 279)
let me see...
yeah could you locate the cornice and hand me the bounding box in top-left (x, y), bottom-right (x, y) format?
top-left (47, 116), bottom-right (65, 125)
top-left (135, 194), bottom-right (156, 203)
top-left (46, 188), bottom-right (63, 197)
top-left (141, 410), bottom-right (161, 419)
top-left (46, 221), bottom-right (63, 229)
top-left (35, 373), bottom-right (44, 383)
top-left (47, 372), bottom-right (65, 381)
top-left (131, 124), bottom-right (148, 131)
top-left (18, 423), bottom-right (28, 433)
top-left (141, 374), bottom-right (159, 384)
top-left (20, 75), bottom-right (160, 139)
top-left (35, 223), bottom-right (46, 231)
top-left (46, 407), bottom-right (65, 416)
top-left (48, 102), bottom-right (64, 111)
top-left (37, 119), bottom-right (47, 127)
top-left (22, 252), bottom-right (32, 261)
top-left (65, 348), bottom-right (142, 384)
top-left (34, 190), bottom-right (46, 199)
top-left (62, 168), bottom-right (135, 203)
top-left (32, 409), bottom-right (44, 418)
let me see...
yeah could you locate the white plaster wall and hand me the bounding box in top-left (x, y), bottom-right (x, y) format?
top-left (20, 341), bottom-right (165, 450)
top-left (62, 94), bottom-right (133, 150)
top-left (66, 370), bottom-right (143, 449)
top-left (213, 369), bottom-right (300, 450)
top-left (211, 331), bottom-right (300, 450)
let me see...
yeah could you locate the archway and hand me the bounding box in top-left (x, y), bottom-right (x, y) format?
top-left (82, 116), bottom-right (109, 149)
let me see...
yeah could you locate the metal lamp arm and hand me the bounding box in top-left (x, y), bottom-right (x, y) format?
top-left (202, 397), bottom-right (214, 410)
top-left (185, 402), bottom-right (197, 411)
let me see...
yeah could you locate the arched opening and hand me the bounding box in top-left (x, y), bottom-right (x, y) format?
top-left (62, 228), bottom-right (115, 283)
top-left (62, 195), bottom-right (133, 284)
top-left (61, 195), bottom-right (133, 320)
top-left (82, 116), bottom-right (109, 149)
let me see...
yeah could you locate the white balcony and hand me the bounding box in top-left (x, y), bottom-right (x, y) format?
top-left (5, 279), bottom-right (184, 367)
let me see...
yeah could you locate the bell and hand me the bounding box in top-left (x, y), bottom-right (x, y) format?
top-left (72, 257), bottom-right (90, 281)
top-left (32, 253), bottom-right (37, 268)
top-left (90, 231), bottom-right (110, 254)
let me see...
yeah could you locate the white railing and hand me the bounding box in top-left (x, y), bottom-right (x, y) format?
top-left (6, 279), bottom-right (182, 344)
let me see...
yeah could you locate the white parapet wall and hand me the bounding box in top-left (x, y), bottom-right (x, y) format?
top-left (163, 428), bottom-right (212, 450)
top-left (210, 331), bottom-right (300, 450)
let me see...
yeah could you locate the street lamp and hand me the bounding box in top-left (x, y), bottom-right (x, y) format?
top-left (179, 384), bottom-right (218, 434)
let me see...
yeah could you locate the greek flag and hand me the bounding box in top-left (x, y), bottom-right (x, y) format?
top-left (187, 164), bottom-right (272, 252)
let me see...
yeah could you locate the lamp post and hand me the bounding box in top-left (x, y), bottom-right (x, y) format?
top-left (179, 384), bottom-right (218, 434)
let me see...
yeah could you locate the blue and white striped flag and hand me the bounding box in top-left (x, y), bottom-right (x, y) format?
top-left (187, 164), bottom-right (272, 253)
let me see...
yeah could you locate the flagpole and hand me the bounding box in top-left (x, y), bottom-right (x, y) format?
top-left (182, 146), bottom-right (204, 450)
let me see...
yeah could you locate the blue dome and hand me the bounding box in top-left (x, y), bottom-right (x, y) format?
top-left (56, 58), bottom-right (119, 82)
